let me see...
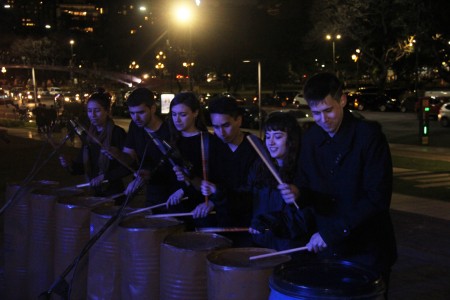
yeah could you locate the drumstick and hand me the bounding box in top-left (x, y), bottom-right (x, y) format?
top-left (110, 192), bottom-right (125, 199)
top-left (249, 246), bottom-right (308, 260)
top-left (75, 180), bottom-right (109, 188)
top-left (247, 135), bottom-right (299, 209)
top-left (195, 227), bottom-right (249, 233)
top-left (126, 197), bottom-right (189, 216)
top-left (147, 211), bottom-right (216, 218)
top-left (200, 132), bottom-right (209, 206)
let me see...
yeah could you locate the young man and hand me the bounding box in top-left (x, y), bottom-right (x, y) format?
top-left (194, 96), bottom-right (257, 244)
top-left (122, 87), bottom-right (175, 206)
top-left (295, 73), bottom-right (397, 289)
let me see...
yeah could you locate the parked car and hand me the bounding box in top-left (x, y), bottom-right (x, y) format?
top-left (437, 102), bottom-right (450, 127)
top-left (415, 96), bottom-right (450, 120)
top-left (267, 108), bottom-right (315, 131)
top-left (293, 93), bottom-right (308, 108)
top-left (355, 91), bottom-right (400, 112)
top-left (273, 90), bottom-right (299, 107)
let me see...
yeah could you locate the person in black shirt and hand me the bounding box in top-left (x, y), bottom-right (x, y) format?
top-left (122, 87), bottom-right (175, 207)
top-left (59, 91), bottom-right (127, 198)
top-left (195, 96), bottom-right (257, 245)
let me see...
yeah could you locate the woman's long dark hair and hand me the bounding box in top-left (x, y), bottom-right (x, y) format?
top-left (254, 112), bottom-right (302, 187)
top-left (168, 92), bottom-right (207, 145)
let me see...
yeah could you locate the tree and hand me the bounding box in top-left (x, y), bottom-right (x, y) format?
top-left (306, 0), bottom-right (424, 89)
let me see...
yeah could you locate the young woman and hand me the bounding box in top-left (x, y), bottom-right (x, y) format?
top-left (59, 90), bottom-right (127, 198)
top-left (166, 92), bottom-right (215, 228)
top-left (248, 112), bottom-right (309, 250)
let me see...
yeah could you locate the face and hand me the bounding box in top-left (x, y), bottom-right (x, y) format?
top-left (87, 100), bottom-right (108, 128)
top-left (210, 113), bottom-right (242, 144)
top-left (310, 94), bottom-right (346, 137)
top-left (265, 130), bottom-right (288, 161)
top-left (171, 104), bottom-right (198, 133)
top-left (128, 103), bottom-right (154, 128)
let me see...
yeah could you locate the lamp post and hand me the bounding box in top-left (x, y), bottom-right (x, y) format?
top-left (173, 3), bottom-right (195, 91)
top-left (351, 48), bottom-right (360, 88)
top-left (326, 34), bottom-right (341, 74)
top-left (69, 39), bottom-right (75, 83)
top-left (243, 59), bottom-right (262, 138)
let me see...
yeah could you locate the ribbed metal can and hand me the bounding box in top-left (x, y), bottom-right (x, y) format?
top-left (160, 232), bottom-right (233, 300)
top-left (207, 247), bottom-right (291, 300)
top-left (87, 205), bottom-right (132, 300)
top-left (119, 215), bottom-right (185, 300)
top-left (54, 196), bottom-right (114, 300)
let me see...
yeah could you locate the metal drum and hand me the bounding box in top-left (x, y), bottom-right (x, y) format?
top-left (160, 232), bottom-right (232, 300)
top-left (269, 260), bottom-right (386, 300)
top-left (3, 180), bottom-right (58, 299)
top-left (27, 187), bottom-right (82, 299)
top-left (87, 205), bottom-right (132, 300)
top-left (54, 196), bottom-right (114, 300)
top-left (207, 247), bottom-right (291, 300)
top-left (118, 215), bottom-right (185, 300)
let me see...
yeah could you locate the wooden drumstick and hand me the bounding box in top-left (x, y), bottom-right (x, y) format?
top-left (200, 132), bottom-right (209, 206)
top-left (249, 246), bottom-right (308, 260)
top-left (147, 211), bottom-right (216, 218)
top-left (126, 197), bottom-right (189, 216)
top-left (195, 227), bottom-right (249, 233)
top-left (247, 135), bottom-right (299, 209)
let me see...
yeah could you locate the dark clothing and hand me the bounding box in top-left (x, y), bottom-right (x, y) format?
top-left (71, 125), bottom-right (127, 197)
top-left (295, 110), bottom-right (397, 277)
top-left (172, 132), bottom-right (217, 228)
top-left (209, 132), bottom-right (256, 228)
top-left (249, 159), bottom-right (309, 250)
top-left (124, 121), bottom-right (176, 206)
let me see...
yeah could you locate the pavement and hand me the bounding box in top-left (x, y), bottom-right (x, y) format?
top-left (0, 124), bottom-right (449, 299)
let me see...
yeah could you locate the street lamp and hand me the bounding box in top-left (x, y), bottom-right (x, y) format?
top-left (69, 40), bottom-right (75, 83)
top-left (243, 59), bottom-right (262, 138)
top-left (351, 48), bottom-right (361, 88)
top-left (326, 34), bottom-right (341, 74)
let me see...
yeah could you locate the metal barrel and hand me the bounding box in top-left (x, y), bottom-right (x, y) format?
top-left (269, 260), bottom-right (386, 300)
top-left (26, 187), bottom-right (83, 299)
top-left (53, 196), bottom-right (114, 300)
top-left (119, 215), bottom-right (185, 300)
top-left (87, 205), bottom-right (132, 300)
top-left (160, 232), bottom-right (233, 300)
top-left (207, 247), bottom-right (291, 300)
top-left (3, 180), bottom-right (58, 299)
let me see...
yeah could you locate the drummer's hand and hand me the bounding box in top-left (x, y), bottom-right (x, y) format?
top-left (59, 154), bottom-right (70, 168)
top-left (278, 183), bottom-right (299, 205)
top-left (90, 174), bottom-right (105, 187)
top-left (248, 227), bottom-right (261, 234)
top-left (306, 232), bottom-right (327, 253)
top-left (173, 166), bottom-right (188, 183)
top-left (167, 188), bottom-right (184, 206)
top-left (192, 201), bottom-right (215, 218)
top-left (125, 177), bottom-right (144, 195)
top-left (201, 180), bottom-right (216, 197)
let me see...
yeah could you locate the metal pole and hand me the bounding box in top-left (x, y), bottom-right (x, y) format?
top-left (332, 41), bottom-right (336, 74)
top-left (32, 67), bottom-right (37, 106)
top-left (257, 61), bottom-right (262, 138)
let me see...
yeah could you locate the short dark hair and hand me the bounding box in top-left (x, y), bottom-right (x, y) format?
top-left (303, 72), bottom-right (343, 105)
top-left (208, 96), bottom-right (242, 118)
top-left (126, 87), bottom-right (156, 108)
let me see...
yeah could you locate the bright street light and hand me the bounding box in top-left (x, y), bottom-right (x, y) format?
top-left (326, 34), bottom-right (341, 74)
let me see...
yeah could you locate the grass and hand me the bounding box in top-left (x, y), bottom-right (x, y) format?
top-left (392, 155), bottom-right (450, 202)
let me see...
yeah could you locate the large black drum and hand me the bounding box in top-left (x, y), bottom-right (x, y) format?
top-left (269, 260), bottom-right (385, 300)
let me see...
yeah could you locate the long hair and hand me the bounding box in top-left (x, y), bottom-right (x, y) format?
top-left (254, 111), bottom-right (302, 187)
top-left (168, 92), bottom-right (207, 145)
